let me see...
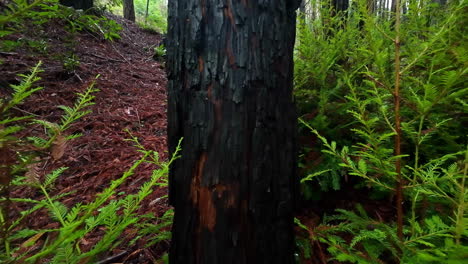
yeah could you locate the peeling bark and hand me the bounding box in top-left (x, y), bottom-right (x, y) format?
top-left (166, 0), bottom-right (300, 263)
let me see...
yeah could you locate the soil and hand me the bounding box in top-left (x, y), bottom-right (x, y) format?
top-left (1, 13), bottom-right (169, 263)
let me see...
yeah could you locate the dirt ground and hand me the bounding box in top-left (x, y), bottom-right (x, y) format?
top-left (1, 13), bottom-right (169, 263)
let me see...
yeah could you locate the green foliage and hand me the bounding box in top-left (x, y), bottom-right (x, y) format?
top-left (0, 61), bottom-right (44, 115)
top-left (296, 0), bottom-right (467, 262)
top-left (153, 43), bottom-right (166, 61)
top-left (1, 140), bottom-right (180, 263)
top-left (0, 0), bottom-right (122, 53)
top-left (320, 205), bottom-right (401, 263)
top-left (0, 65), bottom-right (180, 262)
top-left (0, 0), bottom-right (56, 28)
top-left (296, 0), bottom-right (467, 193)
top-left (27, 76), bottom-right (99, 152)
top-left (98, 0), bottom-right (168, 33)
top-left (37, 2), bottom-right (123, 41)
top-left (134, 0), bottom-right (167, 33)
top-left (63, 10), bottom-right (123, 41)
top-left (61, 53), bottom-right (81, 72)
top-left (0, 62), bottom-right (92, 262)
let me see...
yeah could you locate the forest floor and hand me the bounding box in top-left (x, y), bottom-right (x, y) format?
top-left (0, 11), bottom-right (399, 264)
top-left (1, 14), bottom-right (169, 263)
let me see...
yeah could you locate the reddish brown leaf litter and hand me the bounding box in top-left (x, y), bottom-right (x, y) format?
top-left (1, 14), bottom-right (169, 263)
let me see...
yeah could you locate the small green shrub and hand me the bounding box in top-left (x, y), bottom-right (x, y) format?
top-left (295, 0), bottom-right (467, 262)
top-left (0, 0), bottom-right (122, 50)
top-left (153, 44), bottom-right (166, 61)
top-left (61, 53), bottom-right (80, 72)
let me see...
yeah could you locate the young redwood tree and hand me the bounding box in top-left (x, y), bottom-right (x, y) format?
top-left (166, 0), bottom-right (301, 263)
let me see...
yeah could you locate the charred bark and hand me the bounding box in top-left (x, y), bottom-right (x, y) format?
top-left (166, 0), bottom-right (300, 263)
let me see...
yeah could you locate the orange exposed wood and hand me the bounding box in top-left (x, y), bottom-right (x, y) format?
top-left (223, 1), bottom-right (237, 31)
top-left (190, 153), bottom-right (239, 232)
top-left (198, 56), bottom-right (204, 73)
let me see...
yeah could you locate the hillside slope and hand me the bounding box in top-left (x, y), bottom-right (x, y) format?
top-left (1, 13), bottom-right (169, 263)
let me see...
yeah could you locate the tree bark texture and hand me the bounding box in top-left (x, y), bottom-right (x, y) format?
top-left (166, 0), bottom-right (300, 263)
top-left (123, 0), bottom-right (135, 22)
top-left (59, 0), bottom-right (93, 10)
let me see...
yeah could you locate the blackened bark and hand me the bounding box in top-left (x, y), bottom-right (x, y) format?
top-left (60, 0), bottom-right (93, 10)
top-left (166, 0), bottom-right (300, 263)
top-left (123, 0), bottom-right (135, 22)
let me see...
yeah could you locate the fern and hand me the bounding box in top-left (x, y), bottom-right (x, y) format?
top-left (296, 0), bottom-right (467, 262)
top-left (29, 77), bottom-right (99, 150)
top-left (0, 61), bottom-right (43, 114)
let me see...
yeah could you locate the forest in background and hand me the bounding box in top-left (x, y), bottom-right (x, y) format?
top-left (0, 0), bottom-right (467, 263)
top-left (100, 0), bottom-right (167, 32)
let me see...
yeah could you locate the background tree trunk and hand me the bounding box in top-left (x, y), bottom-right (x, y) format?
top-left (332, 0), bottom-right (350, 14)
top-left (166, 0), bottom-right (300, 263)
top-left (123, 0), bottom-right (135, 22)
top-left (59, 0), bottom-right (93, 10)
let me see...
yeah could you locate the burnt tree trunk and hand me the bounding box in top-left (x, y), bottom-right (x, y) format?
top-left (123, 0), bottom-right (135, 22)
top-left (59, 0), bottom-right (93, 10)
top-left (166, 0), bottom-right (300, 263)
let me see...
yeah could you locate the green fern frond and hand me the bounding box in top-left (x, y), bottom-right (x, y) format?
top-left (351, 229), bottom-right (387, 248)
top-left (59, 79), bottom-right (99, 131)
top-left (0, 125), bottom-right (22, 139)
top-left (8, 229), bottom-right (40, 240)
top-left (66, 133), bottom-right (82, 140)
top-left (33, 119), bottom-right (59, 133)
top-left (65, 203), bottom-right (83, 224)
top-left (2, 61), bottom-right (43, 113)
top-left (49, 201), bottom-right (68, 223)
top-left (44, 167), bottom-right (68, 188)
top-left (0, 115), bottom-right (31, 125)
top-left (27, 136), bottom-right (48, 147)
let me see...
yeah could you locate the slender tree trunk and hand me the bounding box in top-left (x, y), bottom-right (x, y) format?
top-left (393, 0), bottom-right (404, 241)
top-left (391, 0), bottom-right (397, 14)
top-left (166, 0), bottom-right (300, 263)
top-left (366, 0), bottom-right (376, 15)
top-left (123, 0), bottom-right (135, 22)
top-left (332, 0), bottom-right (349, 13)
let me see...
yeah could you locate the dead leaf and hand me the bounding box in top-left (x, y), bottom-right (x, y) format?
top-left (11, 232), bottom-right (45, 258)
top-left (51, 134), bottom-right (67, 160)
top-left (25, 158), bottom-right (40, 184)
top-left (20, 232), bottom-right (45, 248)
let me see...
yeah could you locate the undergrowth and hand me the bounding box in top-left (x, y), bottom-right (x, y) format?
top-left (0, 62), bottom-right (178, 263)
top-left (0, 0), bottom-right (122, 61)
top-left (295, 0), bottom-right (467, 262)
top-left (99, 0), bottom-right (168, 33)
top-left (1, 2), bottom-right (173, 263)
